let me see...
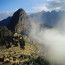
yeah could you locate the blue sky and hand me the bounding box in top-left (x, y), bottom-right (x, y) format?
top-left (0, 0), bottom-right (65, 12)
top-left (0, 0), bottom-right (65, 21)
top-left (0, 0), bottom-right (46, 12)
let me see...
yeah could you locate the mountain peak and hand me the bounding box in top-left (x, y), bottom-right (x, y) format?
top-left (7, 9), bottom-right (32, 34)
top-left (13, 8), bottom-right (26, 17)
top-left (17, 8), bottom-right (24, 12)
top-left (15, 9), bottom-right (25, 14)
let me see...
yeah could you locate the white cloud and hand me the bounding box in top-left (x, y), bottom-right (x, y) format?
top-left (0, 11), bottom-right (14, 21)
top-left (33, 0), bottom-right (65, 12)
top-left (33, 5), bottom-right (49, 12)
top-left (29, 14), bottom-right (65, 65)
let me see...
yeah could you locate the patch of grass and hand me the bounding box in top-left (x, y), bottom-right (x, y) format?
top-left (30, 57), bottom-right (49, 65)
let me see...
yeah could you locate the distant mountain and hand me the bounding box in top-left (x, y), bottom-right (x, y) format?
top-left (7, 9), bottom-right (32, 34)
top-left (0, 17), bottom-right (11, 26)
top-left (1, 10), bottom-right (65, 33)
top-left (0, 12), bottom-right (13, 21)
top-left (30, 10), bottom-right (65, 27)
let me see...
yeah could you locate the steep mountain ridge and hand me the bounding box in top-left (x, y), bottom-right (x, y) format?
top-left (7, 9), bottom-right (32, 34)
top-left (0, 9), bottom-right (50, 65)
top-left (1, 10), bottom-right (65, 28)
top-left (30, 10), bottom-right (65, 27)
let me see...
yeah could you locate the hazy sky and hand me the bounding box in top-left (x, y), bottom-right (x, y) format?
top-left (0, 0), bottom-right (46, 12)
top-left (0, 0), bottom-right (65, 21)
top-left (0, 0), bottom-right (65, 12)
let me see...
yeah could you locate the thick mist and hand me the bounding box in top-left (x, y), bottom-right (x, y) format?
top-left (29, 15), bottom-right (65, 65)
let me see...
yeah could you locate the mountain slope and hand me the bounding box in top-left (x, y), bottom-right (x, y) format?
top-left (0, 10), bottom-right (65, 28)
top-left (30, 10), bottom-right (65, 27)
top-left (0, 17), bottom-right (11, 26)
top-left (7, 9), bottom-right (32, 34)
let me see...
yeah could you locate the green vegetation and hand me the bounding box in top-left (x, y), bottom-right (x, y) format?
top-left (0, 9), bottom-right (50, 65)
top-left (30, 57), bottom-right (49, 65)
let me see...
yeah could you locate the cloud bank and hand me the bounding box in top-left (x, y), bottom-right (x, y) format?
top-left (29, 14), bottom-right (65, 65)
top-left (33, 0), bottom-right (65, 12)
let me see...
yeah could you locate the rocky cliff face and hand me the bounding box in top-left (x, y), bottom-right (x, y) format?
top-left (7, 9), bottom-right (32, 35)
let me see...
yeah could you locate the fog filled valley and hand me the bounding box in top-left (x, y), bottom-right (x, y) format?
top-left (29, 10), bottom-right (65, 65)
top-left (29, 17), bottom-right (65, 65)
top-left (0, 9), bottom-right (65, 65)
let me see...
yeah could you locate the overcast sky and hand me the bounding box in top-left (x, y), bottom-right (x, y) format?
top-left (0, 0), bottom-right (65, 21)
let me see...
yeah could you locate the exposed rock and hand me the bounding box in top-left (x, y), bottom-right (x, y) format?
top-left (4, 58), bottom-right (10, 62)
top-left (7, 9), bottom-right (32, 35)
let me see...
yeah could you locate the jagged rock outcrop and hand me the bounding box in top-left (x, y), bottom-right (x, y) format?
top-left (7, 9), bottom-right (32, 35)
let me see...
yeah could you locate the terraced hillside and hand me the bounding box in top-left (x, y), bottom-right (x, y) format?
top-left (0, 37), bottom-right (38, 65)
